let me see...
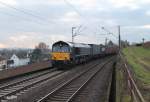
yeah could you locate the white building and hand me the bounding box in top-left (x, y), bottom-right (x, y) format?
top-left (0, 56), bottom-right (7, 70)
top-left (9, 54), bottom-right (30, 68)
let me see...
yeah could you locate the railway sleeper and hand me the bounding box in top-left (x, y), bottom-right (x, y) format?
top-left (55, 92), bottom-right (73, 96)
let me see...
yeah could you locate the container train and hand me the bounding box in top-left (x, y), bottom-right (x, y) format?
top-left (51, 41), bottom-right (118, 69)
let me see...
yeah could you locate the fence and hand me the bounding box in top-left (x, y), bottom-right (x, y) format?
top-left (119, 52), bottom-right (146, 102)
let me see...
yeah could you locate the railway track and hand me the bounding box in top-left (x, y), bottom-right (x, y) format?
top-left (37, 58), bottom-right (112, 102)
top-left (0, 68), bottom-right (64, 101)
top-left (0, 58), bottom-right (103, 102)
top-left (0, 68), bottom-right (55, 87)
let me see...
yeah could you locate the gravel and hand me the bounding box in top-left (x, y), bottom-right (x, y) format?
top-left (70, 59), bottom-right (115, 102)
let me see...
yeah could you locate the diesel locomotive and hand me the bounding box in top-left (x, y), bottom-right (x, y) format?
top-left (51, 41), bottom-right (111, 68)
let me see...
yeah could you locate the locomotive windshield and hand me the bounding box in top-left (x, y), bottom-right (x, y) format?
top-left (52, 45), bottom-right (70, 52)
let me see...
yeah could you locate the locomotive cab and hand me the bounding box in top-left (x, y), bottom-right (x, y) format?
top-left (51, 41), bottom-right (71, 68)
top-left (51, 41), bottom-right (91, 69)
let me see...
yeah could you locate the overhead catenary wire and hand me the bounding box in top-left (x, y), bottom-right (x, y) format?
top-left (63, 0), bottom-right (97, 35)
top-left (0, 0), bottom-right (89, 35)
top-left (63, 0), bottom-right (119, 44)
top-left (0, 10), bottom-right (49, 26)
top-left (101, 26), bottom-right (119, 39)
top-left (0, 11), bottom-right (53, 33)
top-left (0, 0), bottom-right (95, 34)
top-left (63, 0), bottom-right (83, 17)
top-left (0, 1), bottom-right (54, 25)
top-left (63, 0), bottom-right (86, 34)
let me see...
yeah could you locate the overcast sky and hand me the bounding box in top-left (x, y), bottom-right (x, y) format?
top-left (0, 0), bottom-right (150, 48)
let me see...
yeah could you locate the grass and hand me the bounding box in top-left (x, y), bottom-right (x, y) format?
top-left (123, 46), bottom-right (150, 101)
top-left (116, 69), bottom-right (131, 102)
top-left (116, 58), bottom-right (131, 102)
top-left (123, 46), bottom-right (150, 86)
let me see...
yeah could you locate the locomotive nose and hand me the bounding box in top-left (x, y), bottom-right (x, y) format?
top-left (51, 52), bottom-right (70, 61)
top-left (53, 57), bottom-right (56, 60)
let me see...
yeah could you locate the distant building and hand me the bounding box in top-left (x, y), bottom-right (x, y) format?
top-left (143, 41), bottom-right (150, 48)
top-left (8, 54), bottom-right (30, 68)
top-left (0, 56), bottom-right (7, 70)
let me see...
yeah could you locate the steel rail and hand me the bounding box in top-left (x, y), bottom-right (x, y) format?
top-left (0, 70), bottom-right (64, 100)
top-left (66, 59), bottom-right (112, 102)
top-left (37, 62), bottom-right (100, 102)
top-left (37, 57), bottom-right (113, 102)
top-left (0, 68), bottom-right (56, 90)
top-left (124, 63), bottom-right (146, 102)
top-left (119, 53), bottom-right (146, 102)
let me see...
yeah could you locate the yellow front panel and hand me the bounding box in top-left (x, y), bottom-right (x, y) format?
top-left (51, 52), bottom-right (70, 60)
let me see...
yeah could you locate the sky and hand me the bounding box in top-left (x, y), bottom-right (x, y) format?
top-left (0, 0), bottom-right (150, 48)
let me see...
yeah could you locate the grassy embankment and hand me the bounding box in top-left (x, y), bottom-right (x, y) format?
top-left (123, 46), bottom-right (150, 101)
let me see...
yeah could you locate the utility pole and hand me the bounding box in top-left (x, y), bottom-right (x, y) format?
top-left (101, 26), bottom-right (121, 50)
top-left (105, 38), bottom-right (108, 46)
top-left (72, 27), bottom-right (76, 43)
top-left (118, 25), bottom-right (121, 51)
top-left (142, 38), bottom-right (145, 44)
